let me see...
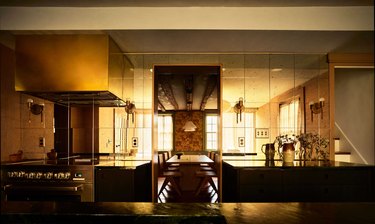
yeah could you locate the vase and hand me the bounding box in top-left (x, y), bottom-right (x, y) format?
top-left (280, 143), bottom-right (295, 163)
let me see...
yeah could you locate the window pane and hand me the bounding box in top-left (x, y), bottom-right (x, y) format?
top-left (158, 114), bottom-right (173, 150)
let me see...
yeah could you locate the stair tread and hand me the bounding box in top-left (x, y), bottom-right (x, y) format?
top-left (335, 151), bottom-right (351, 155)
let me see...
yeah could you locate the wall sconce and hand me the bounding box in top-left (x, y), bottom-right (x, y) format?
top-left (124, 99), bottom-right (136, 123)
top-left (27, 99), bottom-right (44, 123)
top-left (233, 97), bottom-right (245, 123)
top-left (309, 98), bottom-right (325, 122)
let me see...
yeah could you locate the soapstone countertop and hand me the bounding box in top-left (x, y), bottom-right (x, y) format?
top-left (2, 201), bottom-right (375, 224)
top-left (222, 157), bottom-right (374, 169)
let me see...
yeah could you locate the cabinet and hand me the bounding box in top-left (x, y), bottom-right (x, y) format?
top-left (238, 169), bottom-right (283, 202)
top-left (223, 162), bottom-right (375, 202)
top-left (95, 162), bottom-right (151, 202)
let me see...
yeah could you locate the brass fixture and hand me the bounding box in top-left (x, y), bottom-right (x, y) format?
top-left (309, 98), bottom-right (325, 122)
top-left (124, 99), bottom-right (136, 123)
top-left (233, 97), bottom-right (245, 123)
top-left (27, 98), bottom-right (44, 123)
top-left (15, 35), bottom-right (132, 106)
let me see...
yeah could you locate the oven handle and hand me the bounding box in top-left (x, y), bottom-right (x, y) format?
top-left (3, 184), bottom-right (83, 192)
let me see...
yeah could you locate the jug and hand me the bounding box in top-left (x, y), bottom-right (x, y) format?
top-left (278, 142), bottom-right (295, 163)
top-left (261, 143), bottom-right (275, 160)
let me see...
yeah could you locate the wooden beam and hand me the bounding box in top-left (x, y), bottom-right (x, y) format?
top-left (185, 76), bottom-right (193, 111)
top-left (200, 75), bottom-right (217, 111)
top-left (159, 77), bottom-right (179, 110)
top-left (158, 101), bottom-right (166, 112)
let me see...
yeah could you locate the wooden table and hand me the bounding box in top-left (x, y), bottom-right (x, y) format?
top-left (166, 155), bottom-right (214, 191)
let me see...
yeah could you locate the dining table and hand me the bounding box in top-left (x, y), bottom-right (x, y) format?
top-left (166, 154), bottom-right (214, 191)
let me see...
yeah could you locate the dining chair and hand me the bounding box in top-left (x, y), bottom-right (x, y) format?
top-left (158, 153), bottom-right (182, 197)
top-left (200, 151), bottom-right (213, 168)
top-left (200, 153), bottom-right (217, 171)
top-left (162, 152), bottom-right (179, 170)
top-left (195, 153), bottom-right (219, 196)
top-left (165, 151), bottom-right (180, 168)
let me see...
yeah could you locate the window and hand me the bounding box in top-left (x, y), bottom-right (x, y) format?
top-left (279, 100), bottom-right (300, 135)
top-left (158, 114), bottom-right (173, 151)
top-left (222, 112), bottom-right (255, 153)
top-left (206, 115), bottom-right (218, 150)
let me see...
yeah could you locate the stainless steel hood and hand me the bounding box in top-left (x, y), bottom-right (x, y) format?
top-left (15, 34), bottom-right (133, 106)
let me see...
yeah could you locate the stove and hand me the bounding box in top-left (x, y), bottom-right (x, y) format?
top-left (1, 158), bottom-right (94, 202)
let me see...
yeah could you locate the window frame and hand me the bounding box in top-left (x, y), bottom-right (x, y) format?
top-left (157, 113), bottom-right (174, 151)
top-left (205, 113), bottom-right (219, 151)
top-left (278, 98), bottom-right (301, 136)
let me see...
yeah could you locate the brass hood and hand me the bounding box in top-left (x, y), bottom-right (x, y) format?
top-left (15, 34), bottom-right (133, 106)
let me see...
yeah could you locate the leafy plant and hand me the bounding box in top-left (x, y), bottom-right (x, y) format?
top-left (296, 133), bottom-right (329, 160)
top-left (274, 134), bottom-right (298, 149)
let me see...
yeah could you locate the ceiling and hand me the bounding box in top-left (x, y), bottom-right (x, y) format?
top-left (1, 1), bottom-right (373, 111)
top-left (156, 66), bottom-right (219, 111)
top-left (108, 30), bottom-right (374, 54)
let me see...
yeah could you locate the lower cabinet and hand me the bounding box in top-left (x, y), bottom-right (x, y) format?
top-left (223, 162), bottom-right (375, 202)
top-left (238, 169), bottom-right (284, 202)
top-left (95, 162), bottom-right (152, 202)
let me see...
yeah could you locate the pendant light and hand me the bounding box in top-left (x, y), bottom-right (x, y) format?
top-left (182, 120), bottom-right (197, 132)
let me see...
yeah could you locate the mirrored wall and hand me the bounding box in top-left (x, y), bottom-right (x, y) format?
top-left (15, 53), bottom-right (329, 161)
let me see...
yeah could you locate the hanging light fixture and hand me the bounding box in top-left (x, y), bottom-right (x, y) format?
top-left (124, 98), bottom-right (136, 123)
top-left (182, 120), bottom-right (197, 132)
top-left (233, 97), bottom-right (245, 123)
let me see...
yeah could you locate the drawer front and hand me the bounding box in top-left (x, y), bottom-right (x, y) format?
top-left (284, 169), bottom-right (371, 185)
top-left (239, 169), bottom-right (283, 185)
top-left (239, 185), bottom-right (283, 202)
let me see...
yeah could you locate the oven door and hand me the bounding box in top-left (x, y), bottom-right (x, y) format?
top-left (3, 183), bottom-right (89, 202)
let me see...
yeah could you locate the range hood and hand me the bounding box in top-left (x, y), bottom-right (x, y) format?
top-left (15, 35), bottom-right (133, 106)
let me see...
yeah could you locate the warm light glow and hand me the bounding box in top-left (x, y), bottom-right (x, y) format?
top-left (183, 121), bottom-right (197, 132)
top-left (271, 68), bottom-right (283, 72)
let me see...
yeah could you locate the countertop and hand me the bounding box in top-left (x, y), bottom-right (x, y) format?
top-left (1, 156), bottom-right (151, 168)
top-left (95, 160), bottom-right (150, 168)
top-left (2, 201), bottom-right (375, 224)
top-left (223, 158), bottom-right (374, 168)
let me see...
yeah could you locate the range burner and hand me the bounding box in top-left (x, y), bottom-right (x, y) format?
top-left (1, 161), bottom-right (94, 202)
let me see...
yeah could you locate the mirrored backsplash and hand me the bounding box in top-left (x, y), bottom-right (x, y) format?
top-left (3, 53), bottom-right (329, 161)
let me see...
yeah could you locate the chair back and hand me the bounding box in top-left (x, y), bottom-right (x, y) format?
top-left (210, 151), bottom-right (216, 160)
top-left (213, 153), bottom-right (220, 172)
top-left (157, 153), bottom-right (165, 176)
top-left (161, 152), bottom-right (169, 169)
top-left (207, 151), bottom-right (212, 159)
top-left (167, 151), bottom-right (172, 160)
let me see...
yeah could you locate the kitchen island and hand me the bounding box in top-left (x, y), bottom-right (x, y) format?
top-left (95, 160), bottom-right (151, 202)
top-left (222, 158), bottom-right (375, 202)
top-left (2, 201), bottom-right (375, 224)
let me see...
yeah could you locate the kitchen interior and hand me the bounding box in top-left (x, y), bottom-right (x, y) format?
top-left (1, 1), bottom-right (375, 223)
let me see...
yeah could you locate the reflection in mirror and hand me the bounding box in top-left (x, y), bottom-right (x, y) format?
top-left (155, 65), bottom-right (221, 154)
top-left (221, 54), bottom-right (328, 159)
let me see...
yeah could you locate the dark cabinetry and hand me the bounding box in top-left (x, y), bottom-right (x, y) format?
top-left (238, 168), bottom-right (283, 202)
top-left (95, 162), bottom-right (151, 202)
top-left (223, 162), bottom-right (375, 202)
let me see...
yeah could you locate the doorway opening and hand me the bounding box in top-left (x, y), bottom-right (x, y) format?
top-left (153, 65), bottom-right (221, 202)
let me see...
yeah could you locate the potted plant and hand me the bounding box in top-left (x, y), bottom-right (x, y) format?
top-left (296, 133), bottom-right (329, 161)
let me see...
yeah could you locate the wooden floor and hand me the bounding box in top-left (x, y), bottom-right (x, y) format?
top-left (157, 177), bottom-right (218, 203)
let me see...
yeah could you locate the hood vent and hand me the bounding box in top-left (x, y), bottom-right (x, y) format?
top-left (15, 34), bottom-right (133, 106)
top-left (24, 91), bottom-right (124, 107)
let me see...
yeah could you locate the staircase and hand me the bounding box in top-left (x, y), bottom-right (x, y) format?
top-left (334, 137), bottom-right (351, 162)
